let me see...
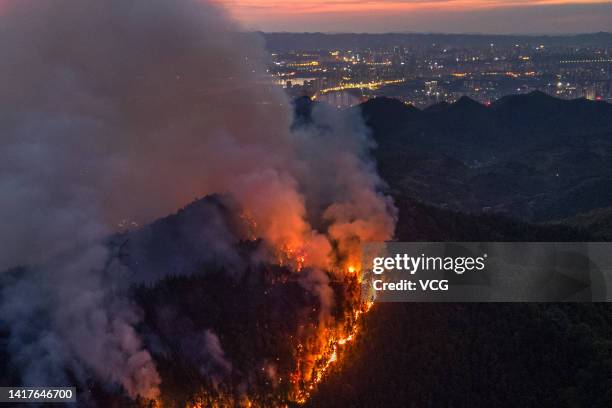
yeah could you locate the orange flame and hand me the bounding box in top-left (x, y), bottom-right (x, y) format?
top-left (288, 267), bottom-right (373, 405)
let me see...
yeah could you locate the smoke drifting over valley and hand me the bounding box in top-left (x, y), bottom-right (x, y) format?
top-left (0, 0), bottom-right (395, 404)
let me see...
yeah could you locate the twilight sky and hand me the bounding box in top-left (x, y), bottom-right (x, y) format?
top-left (221, 0), bottom-right (612, 33)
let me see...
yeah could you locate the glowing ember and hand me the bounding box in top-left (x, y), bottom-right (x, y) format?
top-left (289, 281), bottom-right (373, 405)
top-left (337, 334), bottom-right (353, 345)
top-left (279, 244), bottom-right (308, 271)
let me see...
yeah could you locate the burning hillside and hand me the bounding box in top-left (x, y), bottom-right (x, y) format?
top-left (0, 0), bottom-right (395, 406)
top-left (92, 195), bottom-right (374, 407)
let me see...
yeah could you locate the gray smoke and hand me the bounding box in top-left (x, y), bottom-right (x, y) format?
top-left (0, 0), bottom-right (395, 401)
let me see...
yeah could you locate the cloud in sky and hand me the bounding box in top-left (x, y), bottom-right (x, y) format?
top-left (221, 0), bottom-right (612, 33)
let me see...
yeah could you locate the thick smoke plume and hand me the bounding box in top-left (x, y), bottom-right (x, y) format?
top-left (0, 0), bottom-right (396, 402)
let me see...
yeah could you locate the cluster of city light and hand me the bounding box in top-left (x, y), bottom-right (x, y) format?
top-left (318, 78), bottom-right (405, 94)
top-left (366, 61), bottom-right (393, 66)
top-left (268, 38), bottom-right (612, 108)
top-left (287, 61), bottom-right (320, 68)
top-left (560, 58), bottom-right (612, 64)
top-left (452, 71), bottom-right (541, 79)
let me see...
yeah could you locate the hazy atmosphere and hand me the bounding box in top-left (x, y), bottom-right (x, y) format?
top-left (1, 0), bottom-right (612, 407)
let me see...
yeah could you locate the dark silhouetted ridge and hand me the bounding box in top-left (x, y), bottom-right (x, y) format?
top-left (357, 91), bottom-right (612, 222)
top-left (455, 95), bottom-right (484, 108)
top-left (424, 101), bottom-right (450, 112)
top-left (427, 96), bottom-right (489, 121)
top-left (360, 97), bottom-right (420, 120)
top-left (491, 90), bottom-right (563, 111)
top-left (491, 91), bottom-right (612, 130)
top-left (359, 97), bottom-right (421, 135)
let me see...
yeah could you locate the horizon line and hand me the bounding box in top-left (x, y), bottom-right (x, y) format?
top-left (258, 31), bottom-right (612, 37)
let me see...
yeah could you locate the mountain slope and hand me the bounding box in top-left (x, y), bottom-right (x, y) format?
top-left (307, 303), bottom-right (612, 408)
top-left (359, 92), bottom-right (612, 222)
top-left (558, 206), bottom-right (612, 240)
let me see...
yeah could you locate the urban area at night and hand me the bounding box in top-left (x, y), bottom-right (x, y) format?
top-left (266, 33), bottom-right (612, 108)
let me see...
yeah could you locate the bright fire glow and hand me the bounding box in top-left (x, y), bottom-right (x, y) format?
top-left (290, 290), bottom-right (374, 405)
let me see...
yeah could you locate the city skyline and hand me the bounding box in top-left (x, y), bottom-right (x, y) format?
top-left (223, 0), bottom-right (612, 34)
